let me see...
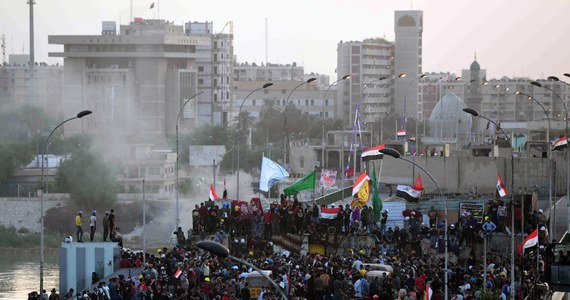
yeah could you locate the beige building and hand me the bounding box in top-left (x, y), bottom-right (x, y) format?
top-left (0, 54), bottom-right (63, 119)
top-left (48, 19), bottom-right (209, 147)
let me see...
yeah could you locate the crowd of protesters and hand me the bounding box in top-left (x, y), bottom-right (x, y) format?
top-left (32, 192), bottom-right (556, 300)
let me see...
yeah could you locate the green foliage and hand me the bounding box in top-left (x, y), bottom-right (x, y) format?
top-left (0, 142), bottom-right (33, 183)
top-left (56, 138), bottom-right (118, 210)
top-left (0, 225), bottom-right (61, 249)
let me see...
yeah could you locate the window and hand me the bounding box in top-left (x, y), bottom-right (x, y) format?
top-left (198, 66), bottom-right (204, 72)
top-left (149, 167), bottom-right (160, 175)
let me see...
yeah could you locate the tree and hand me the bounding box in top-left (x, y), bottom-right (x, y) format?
top-left (56, 139), bottom-right (118, 210)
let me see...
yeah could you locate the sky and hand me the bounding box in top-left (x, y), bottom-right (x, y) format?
top-left (1, 0), bottom-right (569, 80)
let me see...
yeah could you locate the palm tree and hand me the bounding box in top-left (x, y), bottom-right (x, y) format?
top-left (235, 110), bottom-right (255, 133)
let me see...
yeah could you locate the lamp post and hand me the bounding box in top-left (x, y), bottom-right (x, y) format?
top-left (463, 107), bottom-right (515, 299)
top-left (379, 147), bottom-right (448, 300)
top-left (196, 240), bottom-right (287, 300)
top-left (40, 110), bottom-right (92, 295)
top-left (175, 91), bottom-right (204, 230)
top-left (283, 78), bottom-right (316, 169)
top-left (515, 91), bottom-right (554, 236)
top-left (237, 82), bottom-right (273, 200)
top-left (532, 79), bottom-right (568, 240)
top-left (322, 75), bottom-right (351, 175)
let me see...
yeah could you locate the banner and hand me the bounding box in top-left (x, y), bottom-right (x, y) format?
top-left (259, 156), bottom-right (289, 192)
top-left (319, 169), bottom-right (337, 189)
top-left (284, 171), bottom-right (315, 196)
top-left (459, 202), bottom-right (484, 223)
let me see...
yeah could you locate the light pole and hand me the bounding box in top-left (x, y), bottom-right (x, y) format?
top-left (322, 75), bottom-right (351, 175)
top-left (379, 147), bottom-right (448, 300)
top-left (237, 82), bottom-right (274, 200)
top-left (463, 107), bottom-right (515, 299)
top-left (175, 91), bottom-right (204, 231)
top-left (40, 110), bottom-right (92, 295)
top-left (283, 78), bottom-right (316, 170)
top-left (532, 79), bottom-right (568, 240)
top-left (515, 91), bottom-right (554, 236)
top-left (196, 240), bottom-right (287, 300)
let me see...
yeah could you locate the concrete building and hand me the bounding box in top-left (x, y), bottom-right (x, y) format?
top-left (0, 54), bottom-right (63, 119)
top-left (234, 62), bottom-right (304, 82)
top-left (394, 10), bottom-right (423, 121)
top-left (186, 21), bottom-right (234, 126)
top-left (336, 38), bottom-right (395, 125)
top-left (48, 19), bottom-right (209, 148)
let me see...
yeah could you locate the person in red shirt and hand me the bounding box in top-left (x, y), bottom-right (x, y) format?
top-left (263, 210), bottom-right (272, 239)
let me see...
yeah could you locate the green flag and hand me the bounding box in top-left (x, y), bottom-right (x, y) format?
top-left (283, 170), bottom-right (316, 196)
top-left (371, 165), bottom-right (382, 222)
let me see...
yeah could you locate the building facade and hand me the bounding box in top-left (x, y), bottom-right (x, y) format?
top-left (186, 21), bottom-right (234, 126)
top-left (336, 38), bottom-right (395, 125)
top-left (394, 10), bottom-right (423, 121)
top-left (0, 54), bottom-right (63, 119)
top-left (49, 19), bottom-right (208, 148)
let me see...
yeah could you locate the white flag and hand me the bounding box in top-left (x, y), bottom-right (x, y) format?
top-left (259, 156), bottom-right (289, 192)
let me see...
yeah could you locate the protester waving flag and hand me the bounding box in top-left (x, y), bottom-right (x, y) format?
top-left (283, 170), bottom-right (315, 196)
top-left (517, 228), bottom-right (538, 254)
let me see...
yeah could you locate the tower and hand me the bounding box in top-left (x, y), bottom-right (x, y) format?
top-left (394, 10), bottom-right (423, 123)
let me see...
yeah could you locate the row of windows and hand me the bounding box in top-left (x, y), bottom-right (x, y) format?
top-left (244, 99), bottom-right (330, 106)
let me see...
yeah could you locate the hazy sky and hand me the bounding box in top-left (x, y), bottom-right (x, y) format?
top-left (1, 0), bottom-right (569, 80)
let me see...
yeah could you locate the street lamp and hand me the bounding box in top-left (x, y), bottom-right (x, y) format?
top-left (237, 82), bottom-right (274, 200)
top-left (40, 110), bottom-right (92, 295)
top-left (463, 107), bottom-right (515, 299)
top-left (175, 91), bottom-right (204, 230)
top-left (532, 78), bottom-right (569, 239)
top-left (196, 240), bottom-right (287, 300)
top-left (378, 147), bottom-right (448, 300)
top-left (322, 75), bottom-right (351, 173)
top-left (515, 91), bottom-right (554, 237)
top-left (283, 78), bottom-right (316, 169)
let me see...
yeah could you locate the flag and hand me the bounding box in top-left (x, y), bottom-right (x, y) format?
top-left (149, 2), bottom-right (155, 9)
top-left (259, 156), bottom-right (289, 192)
top-left (396, 185), bottom-right (422, 202)
top-left (517, 228), bottom-right (539, 255)
top-left (209, 184), bottom-right (219, 201)
top-left (397, 129), bottom-right (406, 137)
top-left (552, 136), bottom-right (568, 151)
top-left (424, 283), bottom-right (433, 300)
top-left (351, 172), bottom-right (370, 208)
top-left (412, 175), bottom-right (424, 191)
top-left (361, 144), bottom-right (386, 161)
top-left (320, 207), bottom-right (340, 219)
top-left (345, 165), bottom-right (354, 178)
top-left (371, 166), bottom-right (382, 222)
top-left (352, 172), bottom-right (370, 196)
top-left (174, 268), bottom-right (182, 279)
top-left (283, 170), bottom-right (316, 196)
top-left (497, 175), bottom-right (508, 197)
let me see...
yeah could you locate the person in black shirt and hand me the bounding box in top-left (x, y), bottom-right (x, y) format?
top-left (240, 282), bottom-right (250, 300)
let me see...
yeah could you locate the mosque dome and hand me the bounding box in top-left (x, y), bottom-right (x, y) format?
top-left (429, 92), bottom-right (471, 124)
top-left (470, 60), bottom-right (480, 71)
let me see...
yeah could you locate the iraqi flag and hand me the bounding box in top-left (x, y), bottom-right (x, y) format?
top-left (174, 268), bottom-right (182, 279)
top-left (424, 283), bottom-right (433, 300)
top-left (497, 175), bottom-right (508, 197)
top-left (396, 185), bottom-right (422, 202)
top-left (517, 228), bottom-right (539, 255)
top-left (320, 207), bottom-right (340, 219)
top-left (361, 144), bottom-right (386, 161)
top-left (209, 184), bottom-right (219, 201)
top-left (397, 129), bottom-right (406, 137)
top-left (552, 136), bottom-right (568, 151)
top-left (352, 172), bottom-right (370, 196)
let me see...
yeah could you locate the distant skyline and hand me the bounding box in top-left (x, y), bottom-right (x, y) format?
top-left (1, 0), bottom-right (569, 80)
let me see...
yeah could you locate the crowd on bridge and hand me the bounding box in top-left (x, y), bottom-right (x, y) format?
top-left (32, 193), bottom-right (556, 300)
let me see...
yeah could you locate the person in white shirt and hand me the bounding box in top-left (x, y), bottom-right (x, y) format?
top-left (89, 210), bottom-right (97, 242)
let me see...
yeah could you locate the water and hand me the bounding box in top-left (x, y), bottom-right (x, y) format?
top-left (0, 252), bottom-right (59, 300)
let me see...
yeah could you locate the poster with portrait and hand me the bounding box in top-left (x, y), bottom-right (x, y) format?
top-left (319, 169), bottom-right (337, 189)
top-left (459, 202), bottom-right (484, 223)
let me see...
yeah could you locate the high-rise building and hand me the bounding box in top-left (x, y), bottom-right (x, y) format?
top-left (186, 21), bottom-right (234, 126)
top-left (49, 19), bottom-right (208, 147)
top-left (0, 54), bottom-right (63, 119)
top-left (336, 38), bottom-right (394, 125)
top-left (394, 10), bottom-right (423, 122)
